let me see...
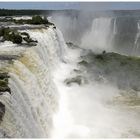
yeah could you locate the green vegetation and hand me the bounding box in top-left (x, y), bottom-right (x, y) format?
top-left (0, 72), bottom-right (10, 94)
top-left (0, 72), bottom-right (10, 122)
top-left (79, 51), bottom-right (140, 91)
top-left (127, 56), bottom-right (140, 63)
top-left (0, 9), bottom-right (78, 17)
top-left (0, 9), bottom-right (46, 16)
top-left (31, 15), bottom-right (48, 24)
top-left (0, 80), bottom-right (8, 87)
top-left (95, 54), bottom-right (104, 60)
top-left (0, 15), bottom-right (55, 27)
top-left (0, 27), bottom-right (37, 45)
top-left (10, 33), bottom-right (22, 44)
top-left (82, 52), bottom-right (140, 66)
top-left (0, 73), bottom-right (9, 79)
top-left (13, 15), bottom-right (54, 25)
top-left (0, 27), bottom-right (22, 44)
top-left (78, 60), bottom-right (88, 66)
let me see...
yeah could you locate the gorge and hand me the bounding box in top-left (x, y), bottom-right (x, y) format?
top-left (0, 11), bottom-right (140, 138)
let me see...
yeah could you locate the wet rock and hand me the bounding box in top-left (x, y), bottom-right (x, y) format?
top-left (78, 60), bottom-right (88, 66)
top-left (66, 42), bottom-right (79, 49)
top-left (23, 37), bottom-right (38, 44)
top-left (73, 69), bottom-right (81, 74)
top-left (0, 102), bottom-right (5, 122)
top-left (64, 75), bottom-right (83, 86)
top-left (0, 129), bottom-right (11, 138)
top-left (0, 73), bottom-right (9, 79)
top-left (0, 87), bottom-right (11, 94)
top-left (0, 55), bottom-right (19, 60)
top-left (0, 72), bottom-right (11, 94)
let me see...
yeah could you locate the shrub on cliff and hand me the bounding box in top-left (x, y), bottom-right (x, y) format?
top-left (0, 27), bottom-right (5, 36)
top-left (0, 27), bottom-right (10, 38)
top-left (0, 80), bottom-right (8, 87)
top-left (10, 33), bottom-right (22, 44)
top-left (14, 15), bottom-right (54, 25)
top-left (31, 15), bottom-right (48, 24)
top-left (0, 27), bottom-right (37, 45)
top-left (0, 72), bottom-right (11, 94)
top-left (1, 28), bottom-right (22, 44)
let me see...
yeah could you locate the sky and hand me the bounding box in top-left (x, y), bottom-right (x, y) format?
top-left (0, 2), bottom-right (140, 10)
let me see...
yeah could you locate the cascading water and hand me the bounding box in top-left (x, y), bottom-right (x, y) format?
top-left (0, 17), bottom-right (140, 138)
top-left (0, 26), bottom-right (67, 138)
top-left (50, 41), bottom-right (140, 138)
top-left (113, 18), bottom-right (117, 35)
top-left (81, 17), bottom-right (113, 52)
top-left (132, 21), bottom-right (140, 56)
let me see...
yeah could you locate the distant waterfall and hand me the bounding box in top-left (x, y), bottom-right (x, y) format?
top-left (0, 27), bottom-right (67, 138)
top-left (113, 18), bottom-right (117, 35)
top-left (81, 17), bottom-right (113, 52)
top-left (132, 21), bottom-right (140, 56)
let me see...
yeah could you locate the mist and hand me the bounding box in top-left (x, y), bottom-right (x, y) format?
top-left (50, 10), bottom-right (140, 55)
top-left (49, 10), bottom-right (115, 53)
top-left (0, 4), bottom-right (140, 138)
top-left (51, 39), bottom-right (140, 138)
top-left (45, 9), bottom-right (140, 138)
top-left (49, 11), bottom-right (93, 45)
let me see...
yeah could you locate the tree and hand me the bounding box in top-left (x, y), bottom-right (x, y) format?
top-left (31, 15), bottom-right (48, 24)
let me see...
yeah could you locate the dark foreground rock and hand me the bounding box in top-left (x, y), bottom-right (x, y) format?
top-left (0, 128), bottom-right (11, 138)
top-left (0, 102), bottom-right (5, 122)
top-left (66, 42), bottom-right (79, 49)
top-left (64, 75), bottom-right (85, 86)
top-left (0, 72), bottom-right (11, 94)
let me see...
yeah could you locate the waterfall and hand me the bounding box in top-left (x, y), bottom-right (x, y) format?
top-left (1, 20), bottom-right (140, 138)
top-left (0, 26), bottom-right (67, 138)
top-left (113, 18), bottom-right (117, 35)
top-left (132, 21), bottom-right (140, 56)
top-left (81, 17), bottom-right (113, 52)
